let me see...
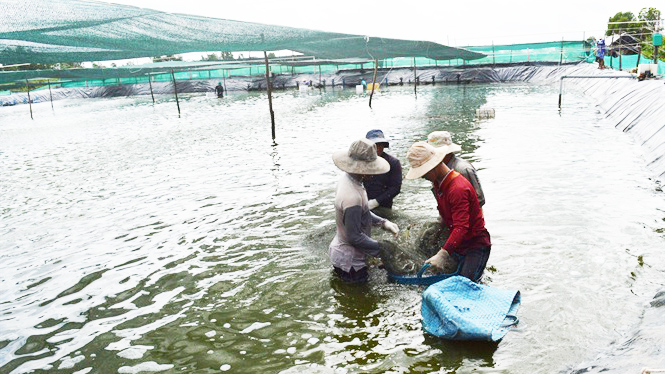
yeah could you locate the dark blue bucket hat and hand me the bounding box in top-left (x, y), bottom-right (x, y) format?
top-left (366, 129), bottom-right (389, 147)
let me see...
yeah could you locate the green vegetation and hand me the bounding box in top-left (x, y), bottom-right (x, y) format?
top-left (152, 55), bottom-right (183, 63)
top-left (200, 52), bottom-right (235, 61)
top-left (607, 7), bottom-right (664, 62)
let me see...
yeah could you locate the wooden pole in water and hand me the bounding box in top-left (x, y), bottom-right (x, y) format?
top-left (25, 79), bottom-right (33, 120)
top-left (264, 51), bottom-right (276, 141)
top-left (369, 58), bottom-right (378, 108)
top-left (171, 69), bottom-right (181, 116)
top-left (148, 74), bottom-right (155, 104)
top-left (47, 80), bottom-right (54, 111)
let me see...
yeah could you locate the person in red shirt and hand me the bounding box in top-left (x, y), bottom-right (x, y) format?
top-left (405, 141), bottom-right (491, 282)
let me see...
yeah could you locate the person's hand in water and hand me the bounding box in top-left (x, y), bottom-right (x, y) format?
top-left (382, 220), bottom-right (399, 239)
top-left (426, 250), bottom-right (457, 273)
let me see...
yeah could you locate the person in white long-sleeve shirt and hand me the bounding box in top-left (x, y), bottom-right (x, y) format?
top-left (329, 138), bottom-right (399, 283)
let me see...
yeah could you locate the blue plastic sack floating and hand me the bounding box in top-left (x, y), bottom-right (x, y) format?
top-left (421, 276), bottom-right (520, 341)
top-left (387, 263), bottom-right (461, 286)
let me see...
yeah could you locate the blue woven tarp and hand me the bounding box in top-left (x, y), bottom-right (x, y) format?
top-left (421, 276), bottom-right (520, 341)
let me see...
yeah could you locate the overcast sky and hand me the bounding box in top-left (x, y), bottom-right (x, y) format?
top-left (101, 0), bottom-right (658, 46)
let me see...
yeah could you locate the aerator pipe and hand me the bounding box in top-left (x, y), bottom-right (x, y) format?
top-left (558, 75), bottom-right (635, 108)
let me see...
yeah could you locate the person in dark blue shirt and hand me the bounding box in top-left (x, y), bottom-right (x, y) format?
top-left (596, 39), bottom-right (606, 70)
top-left (363, 129), bottom-right (402, 210)
top-left (215, 82), bottom-right (224, 98)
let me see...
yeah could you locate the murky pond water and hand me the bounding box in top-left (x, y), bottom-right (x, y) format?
top-left (1, 83), bottom-right (664, 373)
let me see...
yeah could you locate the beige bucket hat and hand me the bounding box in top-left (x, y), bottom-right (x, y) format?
top-left (427, 131), bottom-right (462, 153)
top-left (333, 138), bottom-right (390, 175)
top-left (405, 141), bottom-right (449, 179)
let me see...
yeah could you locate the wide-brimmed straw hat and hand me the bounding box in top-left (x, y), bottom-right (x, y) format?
top-left (427, 131), bottom-right (462, 153)
top-left (333, 138), bottom-right (390, 175)
top-left (405, 141), bottom-right (449, 179)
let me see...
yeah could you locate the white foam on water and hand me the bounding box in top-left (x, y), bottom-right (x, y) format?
top-left (117, 361), bottom-right (174, 373)
top-left (240, 322), bottom-right (271, 334)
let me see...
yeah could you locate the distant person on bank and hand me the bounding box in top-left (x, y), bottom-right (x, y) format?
top-left (215, 82), bottom-right (224, 98)
top-left (405, 141), bottom-right (491, 282)
top-left (427, 131), bottom-right (485, 208)
top-left (363, 129), bottom-right (402, 211)
top-left (595, 39), bottom-right (606, 70)
top-left (329, 139), bottom-right (400, 283)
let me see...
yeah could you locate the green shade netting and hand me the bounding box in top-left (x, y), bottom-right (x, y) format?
top-left (0, 0), bottom-right (485, 65)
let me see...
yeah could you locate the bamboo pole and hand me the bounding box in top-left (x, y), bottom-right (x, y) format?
top-left (492, 41), bottom-right (495, 67)
top-left (369, 58), bottom-right (378, 108)
top-left (47, 80), bottom-right (54, 111)
top-left (171, 69), bottom-right (180, 117)
top-left (25, 79), bottom-right (33, 120)
top-left (559, 38), bottom-right (564, 65)
top-left (148, 74), bottom-right (155, 104)
top-left (264, 51), bottom-right (276, 141)
top-left (413, 57), bottom-right (417, 95)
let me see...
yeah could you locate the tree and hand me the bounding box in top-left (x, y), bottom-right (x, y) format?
top-left (637, 7), bottom-right (663, 62)
top-left (606, 12), bottom-right (641, 36)
top-left (221, 52), bottom-right (234, 60)
top-left (201, 53), bottom-right (220, 61)
top-left (152, 55), bottom-right (183, 63)
top-left (638, 7), bottom-right (662, 35)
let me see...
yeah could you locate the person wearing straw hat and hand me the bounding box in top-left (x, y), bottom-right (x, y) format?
top-left (405, 141), bottom-right (491, 282)
top-left (364, 129), bottom-right (402, 211)
top-left (330, 138), bottom-right (400, 283)
top-left (427, 131), bottom-right (485, 208)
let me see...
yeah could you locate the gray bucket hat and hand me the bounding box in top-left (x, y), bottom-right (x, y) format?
top-left (333, 138), bottom-right (390, 175)
top-left (366, 129), bottom-right (389, 147)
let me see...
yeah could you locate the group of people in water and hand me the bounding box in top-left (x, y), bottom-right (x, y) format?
top-left (329, 129), bottom-right (490, 283)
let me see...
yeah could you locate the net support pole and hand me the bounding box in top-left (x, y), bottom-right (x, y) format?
top-left (413, 57), bottom-right (417, 96)
top-left (264, 51), bottom-right (276, 141)
top-left (492, 41), bottom-right (495, 67)
top-left (559, 38), bottom-right (563, 65)
top-left (47, 81), bottom-right (54, 111)
top-left (369, 58), bottom-right (378, 108)
top-left (171, 69), bottom-right (181, 117)
top-left (25, 79), bottom-right (33, 120)
top-left (148, 75), bottom-right (155, 104)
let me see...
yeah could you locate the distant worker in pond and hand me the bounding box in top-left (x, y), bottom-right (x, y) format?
top-left (427, 131), bottom-right (485, 208)
top-left (329, 138), bottom-right (400, 283)
top-left (360, 77), bottom-right (367, 90)
top-left (363, 129), bottom-right (402, 211)
top-left (215, 82), bottom-right (224, 98)
top-left (596, 39), bottom-right (606, 70)
top-left (405, 141), bottom-right (491, 282)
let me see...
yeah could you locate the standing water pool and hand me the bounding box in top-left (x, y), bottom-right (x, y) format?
top-left (1, 84), bottom-right (664, 373)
